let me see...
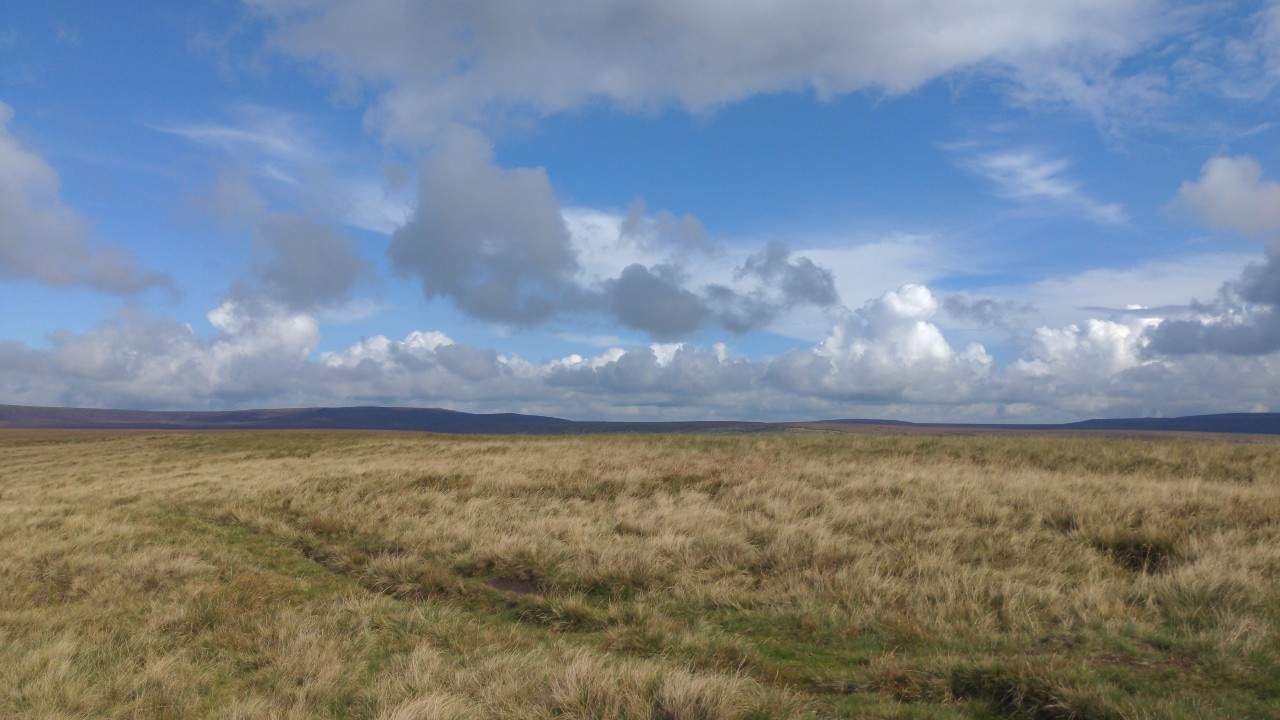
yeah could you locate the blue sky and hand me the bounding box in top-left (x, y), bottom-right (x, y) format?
top-left (3, 0), bottom-right (1280, 421)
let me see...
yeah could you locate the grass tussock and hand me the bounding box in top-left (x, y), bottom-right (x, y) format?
top-left (1, 429), bottom-right (1278, 718)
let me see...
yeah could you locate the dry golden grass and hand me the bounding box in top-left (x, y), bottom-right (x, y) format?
top-left (1, 429), bottom-right (1278, 718)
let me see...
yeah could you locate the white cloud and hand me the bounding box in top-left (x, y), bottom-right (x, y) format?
top-left (963, 251), bottom-right (1258, 335)
top-left (771, 285), bottom-right (995, 403)
top-left (320, 329), bottom-right (454, 369)
top-left (961, 150), bottom-right (1125, 224)
top-left (6, 277), bottom-right (1280, 421)
top-left (1174, 156), bottom-right (1280, 238)
top-left (246, 0), bottom-right (1167, 143)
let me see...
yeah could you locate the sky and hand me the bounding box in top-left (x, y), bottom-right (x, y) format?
top-left (2, 1), bottom-right (1280, 422)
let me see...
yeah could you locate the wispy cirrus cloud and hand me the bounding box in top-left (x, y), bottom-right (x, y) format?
top-left (960, 149), bottom-right (1126, 225)
top-left (159, 106), bottom-right (413, 235)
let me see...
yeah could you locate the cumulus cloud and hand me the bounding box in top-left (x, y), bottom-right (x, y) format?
top-left (1007, 315), bottom-right (1168, 415)
top-left (1, 298), bottom-right (318, 408)
top-left (961, 150), bottom-right (1125, 224)
top-left (1173, 156), bottom-right (1280, 238)
top-left (387, 128), bottom-right (580, 324)
top-left (247, 0), bottom-right (1166, 143)
top-left (7, 279), bottom-right (1280, 419)
top-left (770, 285), bottom-right (995, 403)
top-left (0, 100), bottom-right (172, 294)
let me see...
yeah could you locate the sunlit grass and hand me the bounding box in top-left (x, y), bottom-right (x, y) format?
top-left (2, 429), bottom-right (1277, 718)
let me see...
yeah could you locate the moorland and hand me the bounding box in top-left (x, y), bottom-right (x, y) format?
top-left (2, 429), bottom-right (1278, 718)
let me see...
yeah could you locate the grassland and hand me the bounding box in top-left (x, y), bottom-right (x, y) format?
top-left (1, 429), bottom-right (1278, 719)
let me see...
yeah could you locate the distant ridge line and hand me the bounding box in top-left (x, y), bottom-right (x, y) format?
top-left (1, 404), bottom-right (1279, 436)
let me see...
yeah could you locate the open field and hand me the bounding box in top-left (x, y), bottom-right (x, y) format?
top-left (2, 430), bottom-right (1278, 719)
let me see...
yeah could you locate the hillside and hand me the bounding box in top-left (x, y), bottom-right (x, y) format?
top-left (3, 403), bottom-right (1280, 435)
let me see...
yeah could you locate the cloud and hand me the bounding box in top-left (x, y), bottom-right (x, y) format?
top-left (246, 0), bottom-right (1166, 143)
top-left (1168, 3), bottom-right (1280, 102)
top-left (736, 241), bottom-right (839, 308)
top-left (200, 171), bottom-right (368, 312)
top-left (164, 107), bottom-right (413, 235)
top-left (1144, 250), bottom-right (1280, 356)
top-left (1, 298), bottom-right (318, 409)
top-left (1143, 157), bottom-right (1280, 356)
top-left (603, 264), bottom-right (708, 340)
top-left (0, 100), bottom-right (172, 294)
top-left (387, 136), bottom-right (838, 336)
top-left (388, 128), bottom-right (580, 324)
top-left (1173, 156), bottom-right (1280, 238)
top-left (8, 277), bottom-right (1280, 419)
top-left (770, 285), bottom-right (995, 403)
top-left (963, 250), bottom-right (1256, 334)
top-left (705, 241), bottom-right (840, 334)
top-left (599, 243), bottom-right (839, 339)
top-left (961, 150), bottom-right (1125, 224)
top-left (619, 198), bottom-right (710, 255)
top-left (1007, 316), bottom-right (1160, 415)
top-left (944, 295), bottom-right (1036, 330)
top-left (253, 213), bottom-right (367, 311)
top-left (161, 108), bottom-right (318, 166)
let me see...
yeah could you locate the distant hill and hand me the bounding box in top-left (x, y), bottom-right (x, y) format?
top-left (1, 404), bottom-right (1278, 436)
top-left (0, 404), bottom-right (763, 434)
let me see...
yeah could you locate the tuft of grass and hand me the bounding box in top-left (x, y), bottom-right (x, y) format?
top-left (1088, 526), bottom-right (1185, 574)
top-left (950, 664), bottom-right (1119, 720)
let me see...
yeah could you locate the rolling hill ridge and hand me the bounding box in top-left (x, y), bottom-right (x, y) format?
top-left (2, 404), bottom-right (1279, 435)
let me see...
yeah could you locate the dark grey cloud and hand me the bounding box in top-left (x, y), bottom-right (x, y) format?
top-left (944, 295), bottom-right (1036, 329)
top-left (1145, 310), bottom-right (1280, 356)
top-left (0, 101), bottom-right (173, 295)
top-left (1237, 251), bottom-right (1280, 305)
top-left (435, 343), bottom-right (501, 381)
top-left (385, 132), bottom-right (836, 339)
top-left (257, 214), bottom-right (366, 310)
top-left (704, 242), bottom-right (839, 334)
top-left (599, 243), bottom-right (838, 339)
top-left (604, 264), bottom-right (708, 340)
top-left (735, 240), bottom-right (839, 307)
top-left (1144, 247), bottom-right (1280, 357)
top-left (1143, 155), bottom-right (1280, 357)
top-left (387, 129), bottom-right (579, 324)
